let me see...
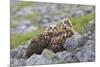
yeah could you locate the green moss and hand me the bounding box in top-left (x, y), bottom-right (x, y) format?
top-left (71, 12), bottom-right (95, 33)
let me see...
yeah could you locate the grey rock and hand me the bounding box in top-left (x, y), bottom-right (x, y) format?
top-left (10, 49), bottom-right (18, 58)
top-left (64, 32), bottom-right (83, 51)
top-left (75, 40), bottom-right (95, 62)
top-left (15, 20), bottom-right (38, 34)
top-left (83, 21), bottom-right (95, 40)
top-left (56, 51), bottom-right (71, 60)
top-left (26, 53), bottom-right (57, 65)
top-left (71, 9), bottom-right (84, 17)
top-left (85, 20), bottom-right (95, 34)
top-left (10, 58), bottom-right (26, 67)
top-left (16, 7), bottom-right (34, 16)
top-left (25, 49), bottom-right (57, 65)
top-left (41, 49), bottom-right (56, 59)
top-left (10, 46), bottom-right (27, 59)
top-left (56, 51), bottom-right (78, 63)
top-left (25, 54), bottom-right (40, 65)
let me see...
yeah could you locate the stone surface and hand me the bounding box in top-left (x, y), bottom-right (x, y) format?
top-left (10, 58), bottom-right (26, 67)
top-left (14, 20), bottom-right (38, 34)
top-left (75, 40), bottom-right (95, 62)
top-left (25, 53), bottom-right (57, 65)
top-left (63, 32), bottom-right (83, 51)
top-left (41, 49), bottom-right (56, 59)
top-left (10, 46), bottom-right (27, 59)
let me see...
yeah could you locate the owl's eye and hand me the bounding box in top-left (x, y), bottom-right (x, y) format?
top-left (54, 27), bottom-right (57, 29)
top-left (49, 27), bottom-right (52, 29)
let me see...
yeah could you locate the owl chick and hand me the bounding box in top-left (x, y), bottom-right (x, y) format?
top-left (25, 25), bottom-right (58, 58)
top-left (61, 18), bottom-right (74, 38)
top-left (62, 18), bottom-right (73, 29)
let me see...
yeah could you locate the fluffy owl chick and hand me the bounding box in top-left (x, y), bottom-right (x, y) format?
top-left (61, 18), bottom-right (74, 38)
top-left (25, 25), bottom-right (57, 58)
top-left (45, 25), bottom-right (58, 33)
top-left (62, 18), bottom-right (73, 30)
